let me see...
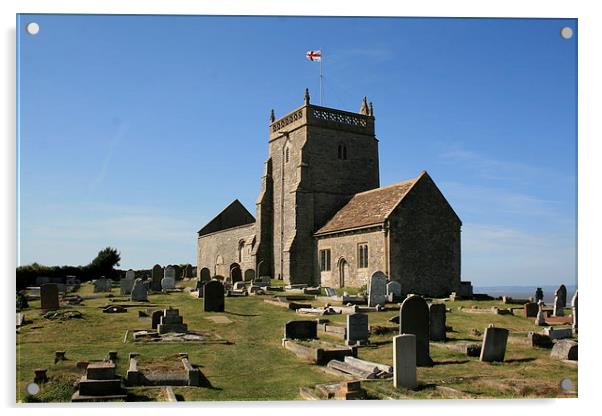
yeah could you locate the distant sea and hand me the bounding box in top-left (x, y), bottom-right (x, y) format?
top-left (473, 285), bottom-right (577, 304)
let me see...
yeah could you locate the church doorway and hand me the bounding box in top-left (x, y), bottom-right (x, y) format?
top-left (338, 258), bottom-right (349, 288)
top-left (230, 263), bottom-right (242, 283)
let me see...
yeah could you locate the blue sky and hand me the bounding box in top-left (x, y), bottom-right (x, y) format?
top-left (17, 15), bottom-right (577, 286)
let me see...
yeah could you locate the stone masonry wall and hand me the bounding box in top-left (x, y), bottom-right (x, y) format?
top-left (316, 228), bottom-right (386, 288)
top-left (388, 174), bottom-right (461, 297)
top-left (197, 223), bottom-right (256, 279)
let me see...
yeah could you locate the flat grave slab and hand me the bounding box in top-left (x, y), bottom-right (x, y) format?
top-left (205, 315), bottom-right (233, 324)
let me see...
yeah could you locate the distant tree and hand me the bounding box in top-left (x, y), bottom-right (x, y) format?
top-left (87, 247), bottom-right (121, 278)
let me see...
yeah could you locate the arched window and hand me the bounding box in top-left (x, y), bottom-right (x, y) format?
top-left (285, 147), bottom-right (290, 163)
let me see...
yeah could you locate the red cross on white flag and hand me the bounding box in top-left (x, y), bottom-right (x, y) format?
top-left (306, 50), bottom-right (322, 62)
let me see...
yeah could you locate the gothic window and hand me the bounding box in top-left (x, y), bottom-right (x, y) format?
top-left (338, 144), bottom-right (347, 160)
top-left (319, 249), bottom-right (331, 271)
top-left (285, 147), bottom-right (290, 163)
top-left (358, 243), bottom-right (368, 268)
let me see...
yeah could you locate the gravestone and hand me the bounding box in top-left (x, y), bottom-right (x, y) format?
top-left (457, 281), bottom-right (474, 298)
top-left (399, 295), bottom-right (433, 366)
top-left (429, 303), bottom-right (447, 342)
top-left (125, 269), bottom-right (135, 280)
top-left (535, 300), bottom-right (546, 326)
top-left (543, 327), bottom-right (573, 340)
top-left (151, 264), bottom-right (163, 291)
top-left (157, 308), bottom-right (188, 334)
top-left (233, 281), bottom-right (246, 291)
top-left (386, 281), bottom-right (402, 302)
top-left (367, 272), bottom-right (387, 307)
top-left (93, 277), bottom-right (112, 293)
top-left (535, 287), bottom-right (544, 302)
top-left (40, 283), bottom-right (60, 311)
top-left (151, 310), bottom-right (163, 329)
top-left (556, 284), bottom-right (567, 308)
top-left (199, 268), bottom-right (211, 282)
top-left (161, 266), bottom-right (176, 291)
top-left (571, 290), bottom-right (578, 331)
top-left (325, 287), bottom-right (337, 298)
top-left (130, 278), bottom-right (148, 302)
top-left (346, 313), bottom-right (369, 345)
top-left (203, 280), bottom-right (225, 312)
top-left (284, 320), bottom-right (318, 340)
top-left (550, 339), bottom-right (578, 361)
top-left (120, 278), bottom-right (135, 296)
top-left (524, 302), bottom-right (539, 318)
top-left (393, 334), bottom-right (417, 389)
top-left (553, 295), bottom-right (564, 317)
top-left (479, 324), bottom-right (509, 362)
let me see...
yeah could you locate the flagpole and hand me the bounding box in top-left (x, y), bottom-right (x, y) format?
top-left (320, 48), bottom-right (323, 106)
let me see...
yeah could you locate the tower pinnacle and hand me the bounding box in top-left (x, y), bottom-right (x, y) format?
top-left (360, 96), bottom-right (369, 115)
top-left (304, 88), bottom-right (310, 105)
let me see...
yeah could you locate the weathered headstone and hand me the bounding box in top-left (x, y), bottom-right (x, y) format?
top-left (233, 281), bottom-right (246, 291)
top-left (553, 295), bottom-right (564, 317)
top-left (346, 313), bottom-right (369, 345)
top-left (524, 302), bottom-right (539, 318)
top-left (429, 303), bottom-right (446, 342)
top-left (203, 280), bottom-right (225, 312)
top-left (93, 277), bottom-right (112, 293)
top-left (479, 324), bottom-right (509, 362)
top-left (151, 310), bottom-right (162, 329)
top-left (199, 268), bottom-right (211, 282)
top-left (151, 264), bottom-right (163, 291)
top-left (399, 295), bottom-right (432, 366)
top-left (556, 284), bottom-right (567, 308)
top-left (368, 272), bottom-right (387, 307)
top-left (535, 287), bottom-right (544, 302)
top-left (130, 278), bottom-right (148, 302)
top-left (161, 266), bottom-right (176, 291)
top-left (125, 269), bottom-right (135, 280)
top-left (284, 320), bottom-right (318, 340)
top-left (325, 287), bottom-right (337, 298)
top-left (550, 339), bottom-right (578, 361)
top-left (393, 334), bottom-right (417, 389)
top-left (40, 283), bottom-right (59, 311)
top-left (386, 281), bottom-right (402, 302)
top-left (120, 278), bottom-right (135, 296)
top-left (571, 290), bottom-right (578, 331)
top-left (535, 300), bottom-right (546, 326)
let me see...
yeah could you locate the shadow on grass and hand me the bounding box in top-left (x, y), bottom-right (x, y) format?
top-left (127, 392), bottom-right (154, 402)
top-left (504, 357), bottom-right (536, 363)
top-left (224, 311), bottom-right (260, 317)
top-left (433, 359), bottom-right (470, 366)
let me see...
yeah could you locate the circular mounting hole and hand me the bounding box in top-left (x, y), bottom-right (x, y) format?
top-left (560, 27), bottom-right (573, 40)
top-left (26, 22), bottom-right (40, 35)
top-left (26, 383), bottom-right (40, 395)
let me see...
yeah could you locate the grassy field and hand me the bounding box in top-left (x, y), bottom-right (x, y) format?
top-left (16, 281), bottom-right (577, 402)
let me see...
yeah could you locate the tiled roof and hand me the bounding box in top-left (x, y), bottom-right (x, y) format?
top-left (315, 172), bottom-right (425, 235)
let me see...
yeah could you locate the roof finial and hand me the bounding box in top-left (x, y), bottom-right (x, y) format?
top-left (369, 102), bottom-right (374, 117)
top-left (304, 88), bottom-right (310, 105)
top-left (360, 96), bottom-right (369, 115)
top-left (270, 109), bottom-right (275, 123)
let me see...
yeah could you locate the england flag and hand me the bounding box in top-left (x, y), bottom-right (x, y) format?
top-left (305, 50), bottom-right (322, 62)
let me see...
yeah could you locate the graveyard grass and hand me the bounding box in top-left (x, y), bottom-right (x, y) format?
top-left (16, 281), bottom-right (577, 402)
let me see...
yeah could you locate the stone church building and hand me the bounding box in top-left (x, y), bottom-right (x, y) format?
top-left (197, 90), bottom-right (462, 296)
